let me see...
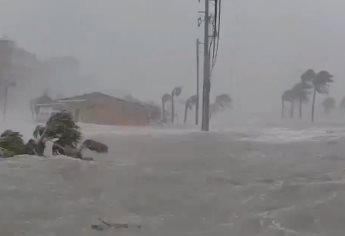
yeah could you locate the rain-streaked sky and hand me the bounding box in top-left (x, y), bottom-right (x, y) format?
top-left (1, 0), bottom-right (345, 112)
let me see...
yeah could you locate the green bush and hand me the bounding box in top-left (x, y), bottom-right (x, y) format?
top-left (0, 130), bottom-right (26, 157)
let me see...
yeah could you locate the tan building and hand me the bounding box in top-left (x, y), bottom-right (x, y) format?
top-left (35, 92), bottom-right (160, 126)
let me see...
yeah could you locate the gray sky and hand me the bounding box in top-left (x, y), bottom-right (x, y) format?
top-left (1, 0), bottom-right (345, 113)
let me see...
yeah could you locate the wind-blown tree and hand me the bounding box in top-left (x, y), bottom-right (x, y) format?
top-left (33, 112), bottom-right (82, 155)
top-left (215, 94), bottom-right (232, 109)
top-left (33, 111), bottom-right (107, 159)
top-left (311, 70), bottom-right (334, 122)
top-left (322, 97), bottom-right (336, 115)
top-left (0, 111), bottom-right (108, 159)
top-left (209, 94), bottom-right (232, 118)
top-left (171, 86), bottom-right (182, 123)
top-left (291, 82), bottom-right (312, 119)
top-left (0, 130), bottom-right (26, 157)
top-left (161, 93), bottom-right (171, 123)
top-left (209, 103), bottom-right (218, 118)
top-left (184, 95), bottom-right (198, 123)
top-left (281, 90), bottom-right (296, 119)
top-left (301, 69), bottom-right (317, 84)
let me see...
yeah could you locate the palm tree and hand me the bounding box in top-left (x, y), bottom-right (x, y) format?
top-left (281, 90), bottom-right (295, 119)
top-left (161, 93), bottom-right (171, 123)
top-left (209, 94), bottom-right (232, 118)
top-left (215, 94), bottom-right (232, 109)
top-left (209, 103), bottom-right (219, 118)
top-left (291, 82), bottom-right (312, 119)
top-left (322, 97), bottom-right (336, 115)
top-left (171, 86), bottom-right (182, 123)
top-left (301, 69), bottom-right (316, 84)
top-left (311, 70), bottom-right (334, 122)
top-left (184, 95), bottom-right (198, 123)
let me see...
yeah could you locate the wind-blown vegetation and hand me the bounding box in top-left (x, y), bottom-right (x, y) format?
top-left (0, 111), bottom-right (108, 159)
top-left (281, 69), bottom-right (334, 122)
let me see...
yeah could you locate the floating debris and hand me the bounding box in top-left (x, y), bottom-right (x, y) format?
top-left (91, 218), bottom-right (142, 232)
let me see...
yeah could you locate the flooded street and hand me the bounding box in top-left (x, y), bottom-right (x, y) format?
top-left (1, 128), bottom-right (345, 235)
top-left (1, 0), bottom-right (344, 234)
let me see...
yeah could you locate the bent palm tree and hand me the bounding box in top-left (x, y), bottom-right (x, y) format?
top-left (311, 70), bottom-right (334, 122)
top-left (301, 69), bottom-right (316, 84)
top-left (209, 94), bottom-right (232, 118)
top-left (292, 82), bottom-right (312, 119)
top-left (281, 90), bottom-right (296, 119)
top-left (184, 95), bottom-right (198, 123)
top-left (171, 86), bottom-right (182, 123)
top-left (322, 97), bottom-right (336, 115)
top-left (161, 93), bottom-right (171, 123)
top-left (215, 94), bottom-right (232, 109)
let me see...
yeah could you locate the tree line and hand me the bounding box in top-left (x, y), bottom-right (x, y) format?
top-left (281, 69), bottom-right (334, 122)
top-left (161, 86), bottom-right (231, 124)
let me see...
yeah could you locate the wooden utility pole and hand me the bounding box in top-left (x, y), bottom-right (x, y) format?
top-left (201, 0), bottom-right (211, 131)
top-left (196, 38), bottom-right (201, 125)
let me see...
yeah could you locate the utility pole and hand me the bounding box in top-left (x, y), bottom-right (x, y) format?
top-left (201, 0), bottom-right (211, 131)
top-left (197, 0), bottom-right (221, 130)
top-left (196, 38), bottom-right (201, 125)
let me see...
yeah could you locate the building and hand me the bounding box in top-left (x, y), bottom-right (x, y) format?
top-left (35, 92), bottom-right (161, 126)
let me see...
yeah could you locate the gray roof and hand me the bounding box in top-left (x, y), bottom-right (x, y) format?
top-left (58, 92), bottom-right (155, 109)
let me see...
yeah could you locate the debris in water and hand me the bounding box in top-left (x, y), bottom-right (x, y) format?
top-left (91, 218), bottom-right (142, 232)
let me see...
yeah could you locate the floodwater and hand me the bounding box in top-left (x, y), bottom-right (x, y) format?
top-left (1, 125), bottom-right (345, 235)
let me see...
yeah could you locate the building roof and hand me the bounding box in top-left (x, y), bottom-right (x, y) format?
top-left (57, 92), bottom-right (155, 109)
top-left (58, 92), bottom-right (125, 103)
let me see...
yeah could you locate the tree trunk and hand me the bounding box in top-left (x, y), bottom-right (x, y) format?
top-left (162, 101), bottom-right (166, 123)
top-left (171, 93), bottom-right (175, 123)
top-left (290, 101), bottom-right (294, 119)
top-left (299, 97), bottom-right (302, 119)
top-left (281, 100), bottom-right (285, 119)
top-left (184, 104), bottom-right (188, 123)
top-left (311, 88), bottom-right (316, 122)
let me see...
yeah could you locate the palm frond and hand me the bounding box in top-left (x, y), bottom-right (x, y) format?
top-left (314, 70), bottom-right (334, 94)
top-left (162, 93), bottom-right (171, 103)
top-left (215, 94), bottom-right (232, 108)
top-left (301, 69), bottom-right (316, 83)
top-left (172, 87), bottom-right (182, 96)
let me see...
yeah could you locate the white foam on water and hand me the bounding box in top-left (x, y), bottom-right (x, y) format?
top-left (79, 123), bottom-right (200, 137)
top-left (2, 118), bottom-right (345, 144)
top-left (238, 126), bottom-right (345, 143)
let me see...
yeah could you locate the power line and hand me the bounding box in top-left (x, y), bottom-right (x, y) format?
top-left (197, 0), bottom-right (222, 131)
top-left (212, 0), bottom-right (218, 65)
top-left (212, 0), bottom-right (221, 71)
